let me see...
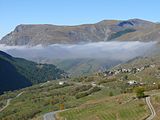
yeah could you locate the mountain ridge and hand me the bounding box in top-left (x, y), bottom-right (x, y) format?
top-left (0, 19), bottom-right (157, 46)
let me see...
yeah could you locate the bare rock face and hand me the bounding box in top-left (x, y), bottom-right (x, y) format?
top-left (0, 19), bottom-right (156, 46)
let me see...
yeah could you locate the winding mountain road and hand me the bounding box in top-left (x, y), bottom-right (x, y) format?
top-left (0, 98), bottom-right (12, 112)
top-left (43, 96), bottom-right (157, 120)
top-left (146, 97), bottom-right (156, 120)
top-left (16, 91), bottom-right (24, 98)
top-left (0, 91), bottom-right (24, 112)
top-left (43, 109), bottom-right (68, 120)
top-left (43, 112), bottom-right (55, 120)
top-left (40, 81), bottom-right (50, 87)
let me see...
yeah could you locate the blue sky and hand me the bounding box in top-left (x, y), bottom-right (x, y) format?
top-left (0, 0), bottom-right (160, 38)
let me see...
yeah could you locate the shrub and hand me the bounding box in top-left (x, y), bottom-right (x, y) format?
top-left (70, 85), bottom-right (92, 96)
top-left (88, 86), bottom-right (101, 94)
top-left (139, 103), bottom-right (145, 107)
top-left (97, 80), bottom-right (108, 85)
top-left (84, 76), bottom-right (94, 82)
top-left (75, 92), bottom-right (89, 99)
top-left (135, 87), bottom-right (145, 99)
top-left (75, 86), bottom-right (101, 99)
top-left (124, 75), bottom-right (128, 80)
top-left (109, 91), bottom-right (113, 96)
top-left (98, 78), bottom-right (117, 84)
top-left (157, 84), bottom-right (160, 89)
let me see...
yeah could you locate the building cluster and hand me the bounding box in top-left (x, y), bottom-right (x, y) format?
top-left (100, 64), bottom-right (156, 77)
top-left (97, 64), bottom-right (157, 86)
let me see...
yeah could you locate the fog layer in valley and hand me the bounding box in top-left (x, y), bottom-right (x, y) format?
top-left (0, 41), bottom-right (156, 61)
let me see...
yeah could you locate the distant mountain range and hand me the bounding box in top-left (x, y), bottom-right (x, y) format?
top-left (0, 19), bottom-right (159, 46)
top-left (0, 51), bottom-right (65, 94)
top-left (0, 18), bottom-right (159, 78)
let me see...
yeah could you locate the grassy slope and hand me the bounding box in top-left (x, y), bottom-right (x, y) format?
top-left (57, 53), bottom-right (160, 120)
top-left (58, 94), bottom-right (148, 120)
top-left (1, 52), bottom-right (160, 120)
top-left (152, 94), bottom-right (160, 120)
top-left (0, 72), bottom-right (153, 120)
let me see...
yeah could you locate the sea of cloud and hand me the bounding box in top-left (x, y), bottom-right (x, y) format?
top-left (0, 41), bottom-right (156, 61)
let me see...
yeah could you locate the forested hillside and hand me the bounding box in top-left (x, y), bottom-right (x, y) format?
top-left (0, 51), bottom-right (66, 94)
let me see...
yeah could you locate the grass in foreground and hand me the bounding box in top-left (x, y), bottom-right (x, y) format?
top-left (57, 94), bottom-right (149, 120)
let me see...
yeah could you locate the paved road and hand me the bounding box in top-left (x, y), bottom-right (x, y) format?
top-left (40, 81), bottom-right (50, 87)
top-left (43, 112), bottom-right (55, 120)
top-left (16, 91), bottom-right (24, 98)
top-left (0, 92), bottom-right (24, 112)
top-left (43, 109), bottom-right (68, 120)
top-left (0, 98), bottom-right (11, 112)
top-left (146, 97), bottom-right (156, 120)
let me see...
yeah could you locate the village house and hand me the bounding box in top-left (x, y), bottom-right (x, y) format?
top-left (91, 82), bottom-right (97, 87)
top-left (127, 80), bottom-right (138, 86)
top-left (59, 81), bottom-right (66, 85)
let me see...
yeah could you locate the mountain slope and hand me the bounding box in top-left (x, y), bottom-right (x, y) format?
top-left (0, 51), bottom-right (65, 94)
top-left (0, 55), bottom-right (31, 94)
top-left (49, 59), bottom-right (122, 76)
top-left (1, 60), bottom-right (160, 120)
top-left (0, 19), bottom-right (156, 46)
top-left (114, 24), bottom-right (160, 42)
